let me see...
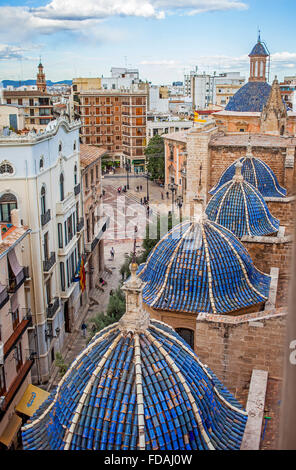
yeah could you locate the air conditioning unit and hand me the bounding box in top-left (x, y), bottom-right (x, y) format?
top-left (0, 342), bottom-right (3, 365)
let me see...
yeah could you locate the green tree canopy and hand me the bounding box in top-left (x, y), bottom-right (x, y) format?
top-left (144, 135), bottom-right (165, 181)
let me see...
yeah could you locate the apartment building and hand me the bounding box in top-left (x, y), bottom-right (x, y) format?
top-left (0, 217), bottom-right (32, 449)
top-left (80, 144), bottom-right (109, 300)
top-left (0, 117), bottom-right (84, 383)
top-left (77, 89), bottom-right (148, 173)
top-left (1, 90), bottom-right (54, 130)
top-left (1, 63), bottom-right (54, 131)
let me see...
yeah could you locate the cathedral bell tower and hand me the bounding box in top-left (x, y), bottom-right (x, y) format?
top-left (36, 61), bottom-right (47, 93)
top-left (248, 32), bottom-right (270, 83)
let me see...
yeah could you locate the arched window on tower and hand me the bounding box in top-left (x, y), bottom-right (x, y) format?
top-left (41, 186), bottom-right (46, 215)
top-left (60, 173), bottom-right (64, 201)
top-left (175, 328), bottom-right (194, 350)
top-left (0, 193), bottom-right (17, 222)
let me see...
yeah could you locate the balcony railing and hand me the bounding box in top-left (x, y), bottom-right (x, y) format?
top-left (41, 209), bottom-right (51, 227)
top-left (43, 252), bottom-right (56, 273)
top-left (7, 268), bottom-right (26, 294)
top-left (74, 183), bottom-right (81, 196)
top-left (4, 309), bottom-right (32, 359)
top-left (77, 218), bottom-right (84, 232)
top-left (46, 297), bottom-right (60, 319)
top-left (0, 358), bottom-right (34, 417)
top-left (85, 216), bottom-right (109, 253)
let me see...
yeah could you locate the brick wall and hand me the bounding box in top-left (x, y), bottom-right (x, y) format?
top-left (209, 145), bottom-right (286, 195)
top-left (266, 198), bottom-right (295, 235)
top-left (243, 239), bottom-right (293, 308)
top-left (196, 310), bottom-right (287, 404)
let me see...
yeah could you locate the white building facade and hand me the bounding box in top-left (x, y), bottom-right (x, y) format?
top-left (0, 118), bottom-right (84, 382)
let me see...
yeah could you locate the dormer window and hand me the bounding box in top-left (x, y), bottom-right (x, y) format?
top-left (58, 142), bottom-right (62, 153)
top-left (39, 156), bottom-right (44, 170)
top-left (73, 141), bottom-right (76, 151)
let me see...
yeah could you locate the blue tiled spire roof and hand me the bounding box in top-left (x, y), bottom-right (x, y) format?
top-left (206, 164), bottom-right (280, 238)
top-left (138, 218), bottom-right (270, 315)
top-left (21, 320), bottom-right (247, 450)
top-left (249, 41), bottom-right (269, 57)
top-left (210, 145), bottom-right (286, 198)
top-left (225, 81), bottom-right (271, 112)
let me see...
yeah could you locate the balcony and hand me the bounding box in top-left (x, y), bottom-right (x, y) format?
top-left (4, 310), bottom-right (32, 359)
top-left (46, 297), bottom-right (60, 319)
top-left (7, 269), bottom-right (26, 294)
top-left (43, 252), bottom-right (56, 273)
top-left (56, 192), bottom-right (76, 215)
top-left (41, 209), bottom-right (51, 227)
top-left (77, 218), bottom-right (84, 232)
top-left (74, 183), bottom-right (81, 196)
top-left (85, 216), bottom-right (109, 253)
top-left (0, 358), bottom-right (34, 417)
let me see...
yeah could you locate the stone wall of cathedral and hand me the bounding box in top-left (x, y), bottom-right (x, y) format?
top-left (195, 309), bottom-right (287, 404)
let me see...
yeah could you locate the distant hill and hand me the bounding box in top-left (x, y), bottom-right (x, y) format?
top-left (1, 79), bottom-right (72, 88)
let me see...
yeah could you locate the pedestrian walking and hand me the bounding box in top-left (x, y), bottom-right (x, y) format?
top-left (81, 322), bottom-right (87, 338)
top-left (140, 198), bottom-right (143, 204)
top-left (110, 247), bottom-right (115, 260)
top-left (166, 191), bottom-right (169, 199)
top-left (161, 192), bottom-right (164, 200)
top-left (140, 185), bottom-right (142, 191)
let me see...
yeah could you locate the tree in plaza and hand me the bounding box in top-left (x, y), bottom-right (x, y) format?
top-left (87, 288), bottom-right (126, 340)
top-left (144, 135), bottom-right (165, 181)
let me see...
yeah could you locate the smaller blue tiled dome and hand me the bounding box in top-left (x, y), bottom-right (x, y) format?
top-left (210, 146), bottom-right (286, 198)
top-left (138, 217), bottom-right (270, 315)
top-left (225, 81), bottom-right (271, 112)
top-left (206, 163), bottom-right (280, 238)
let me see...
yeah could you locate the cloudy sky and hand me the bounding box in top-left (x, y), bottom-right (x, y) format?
top-left (0, 0), bottom-right (295, 84)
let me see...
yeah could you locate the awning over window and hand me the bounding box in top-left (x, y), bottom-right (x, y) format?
top-left (15, 384), bottom-right (50, 417)
top-left (10, 292), bottom-right (19, 313)
top-left (8, 249), bottom-right (22, 277)
top-left (0, 414), bottom-right (22, 448)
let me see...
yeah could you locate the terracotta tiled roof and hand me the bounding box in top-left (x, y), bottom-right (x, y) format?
top-left (0, 224), bottom-right (29, 256)
top-left (3, 90), bottom-right (50, 97)
top-left (210, 133), bottom-right (296, 148)
top-left (80, 144), bottom-right (108, 168)
top-left (161, 130), bottom-right (189, 143)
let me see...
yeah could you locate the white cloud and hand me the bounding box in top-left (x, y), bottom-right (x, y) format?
top-left (0, 44), bottom-right (33, 60)
top-left (0, 0), bottom-right (249, 43)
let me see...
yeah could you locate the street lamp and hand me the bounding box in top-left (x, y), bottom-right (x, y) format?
top-left (168, 182), bottom-right (177, 213)
top-left (176, 194), bottom-right (183, 222)
top-left (125, 161), bottom-right (130, 190)
top-left (145, 172), bottom-right (150, 202)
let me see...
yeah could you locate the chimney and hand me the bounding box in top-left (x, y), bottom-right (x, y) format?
top-left (10, 209), bottom-right (22, 228)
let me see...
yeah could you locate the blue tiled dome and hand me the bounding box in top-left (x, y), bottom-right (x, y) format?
top-left (210, 151), bottom-right (286, 198)
top-left (206, 170), bottom-right (280, 238)
top-left (138, 219), bottom-right (270, 315)
top-left (225, 81), bottom-right (271, 112)
top-left (21, 320), bottom-right (247, 450)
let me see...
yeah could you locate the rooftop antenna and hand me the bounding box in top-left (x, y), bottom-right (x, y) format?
top-left (258, 29), bottom-right (271, 83)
